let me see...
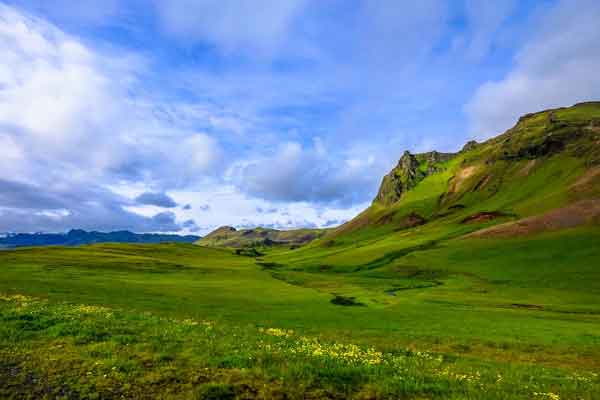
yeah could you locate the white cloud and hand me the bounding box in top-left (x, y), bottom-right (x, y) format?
top-left (0, 4), bottom-right (228, 233)
top-left (466, 0), bottom-right (600, 137)
top-left (183, 134), bottom-right (223, 173)
top-left (0, 29), bottom-right (118, 152)
top-left (233, 139), bottom-right (384, 205)
top-left (0, 4), bottom-right (223, 187)
top-left (169, 185), bottom-right (364, 235)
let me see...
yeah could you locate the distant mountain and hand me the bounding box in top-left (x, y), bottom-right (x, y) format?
top-left (0, 229), bottom-right (201, 248)
top-left (198, 226), bottom-right (326, 248)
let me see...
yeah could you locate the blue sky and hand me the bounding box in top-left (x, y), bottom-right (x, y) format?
top-left (0, 0), bottom-right (599, 234)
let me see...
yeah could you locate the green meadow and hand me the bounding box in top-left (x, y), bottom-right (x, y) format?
top-left (1, 228), bottom-right (599, 399)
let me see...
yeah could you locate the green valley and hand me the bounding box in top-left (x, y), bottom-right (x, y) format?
top-left (1, 102), bottom-right (600, 399)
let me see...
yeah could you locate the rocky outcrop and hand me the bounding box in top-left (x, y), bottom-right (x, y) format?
top-left (461, 140), bottom-right (478, 152)
top-left (373, 150), bottom-right (455, 206)
top-left (374, 152), bottom-right (421, 206)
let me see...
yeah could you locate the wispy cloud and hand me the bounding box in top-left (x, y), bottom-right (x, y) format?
top-left (153, 0), bottom-right (307, 55)
top-left (466, 0), bottom-right (600, 137)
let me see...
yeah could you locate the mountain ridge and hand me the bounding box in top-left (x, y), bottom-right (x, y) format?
top-left (0, 229), bottom-right (201, 248)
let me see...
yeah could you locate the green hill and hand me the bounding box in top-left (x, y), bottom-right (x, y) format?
top-left (317, 101), bottom-right (600, 246)
top-left (197, 225), bottom-right (327, 248)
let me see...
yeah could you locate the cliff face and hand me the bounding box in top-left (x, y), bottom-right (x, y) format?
top-left (373, 150), bottom-right (456, 206)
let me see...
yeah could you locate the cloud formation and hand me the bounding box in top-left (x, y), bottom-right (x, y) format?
top-left (0, 179), bottom-right (181, 233)
top-left (466, 0), bottom-right (600, 137)
top-left (0, 4), bottom-right (222, 188)
top-left (235, 140), bottom-right (381, 206)
top-left (135, 192), bottom-right (178, 208)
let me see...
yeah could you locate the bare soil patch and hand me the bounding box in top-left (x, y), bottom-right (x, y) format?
top-left (453, 165), bottom-right (478, 192)
top-left (445, 166), bottom-right (480, 200)
top-left (518, 159), bottom-right (537, 177)
top-left (461, 211), bottom-right (511, 224)
top-left (570, 166), bottom-right (600, 195)
top-left (467, 199), bottom-right (600, 238)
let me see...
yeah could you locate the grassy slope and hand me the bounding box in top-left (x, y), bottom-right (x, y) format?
top-left (271, 102), bottom-right (600, 266)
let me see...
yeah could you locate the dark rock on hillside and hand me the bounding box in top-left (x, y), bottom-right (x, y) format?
top-left (496, 108), bottom-right (596, 161)
top-left (330, 295), bottom-right (365, 307)
top-left (373, 151), bottom-right (421, 206)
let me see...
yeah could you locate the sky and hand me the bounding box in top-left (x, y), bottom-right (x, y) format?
top-left (0, 0), bottom-right (599, 235)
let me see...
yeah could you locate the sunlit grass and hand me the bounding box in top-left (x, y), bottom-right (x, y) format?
top-left (2, 294), bottom-right (598, 399)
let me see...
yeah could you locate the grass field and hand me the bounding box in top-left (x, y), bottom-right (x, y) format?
top-left (1, 229), bottom-right (599, 399)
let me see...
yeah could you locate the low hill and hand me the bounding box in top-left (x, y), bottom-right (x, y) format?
top-left (0, 229), bottom-right (200, 248)
top-left (198, 226), bottom-right (326, 248)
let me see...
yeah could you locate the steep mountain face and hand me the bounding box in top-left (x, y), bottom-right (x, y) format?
top-left (326, 101), bottom-right (600, 242)
top-left (0, 229), bottom-right (200, 248)
top-left (198, 226), bottom-right (326, 248)
top-left (374, 151), bottom-right (456, 206)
